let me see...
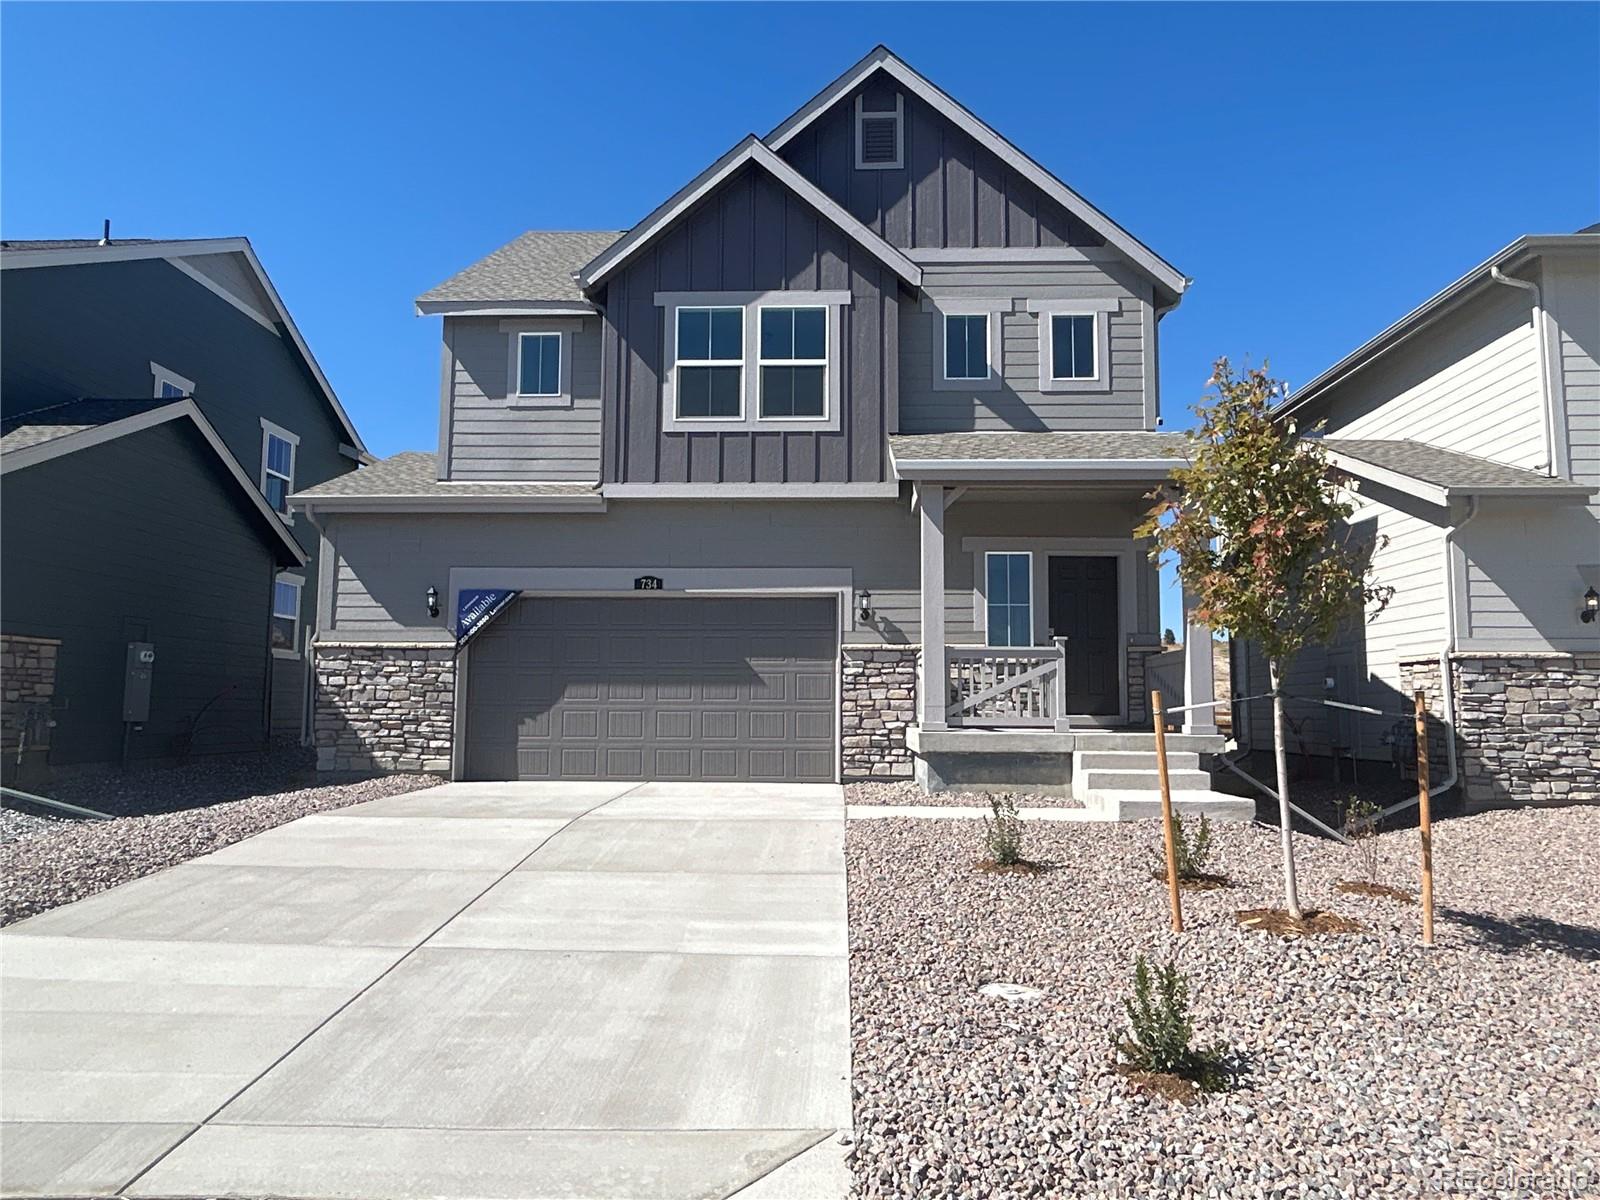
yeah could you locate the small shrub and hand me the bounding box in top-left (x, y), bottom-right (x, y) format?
top-left (1117, 955), bottom-right (1229, 1093)
top-left (983, 794), bottom-right (1024, 866)
top-left (1149, 812), bottom-right (1215, 882)
top-left (1340, 796), bottom-right (1382, 886)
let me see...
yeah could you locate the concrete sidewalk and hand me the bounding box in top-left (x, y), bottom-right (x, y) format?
top-left (1, 780), bottom-right (852, 1200)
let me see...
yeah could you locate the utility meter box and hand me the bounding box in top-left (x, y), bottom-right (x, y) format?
top-left (123, 642), bottom-right (156, 723)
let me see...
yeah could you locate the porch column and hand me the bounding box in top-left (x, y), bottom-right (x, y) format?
top-left (1182, 581), bottom-right (1218, 735)
top-left (917, 482), bottom-right (947, 731)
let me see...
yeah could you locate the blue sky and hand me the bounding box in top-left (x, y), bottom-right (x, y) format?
top-left (4, 2), bottom-right (1597, 628)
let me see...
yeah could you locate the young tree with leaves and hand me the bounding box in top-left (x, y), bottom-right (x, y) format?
top-left (1138, 359), bottom-right (1390, 918)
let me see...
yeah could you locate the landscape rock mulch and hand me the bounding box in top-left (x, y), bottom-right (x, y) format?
top-left (846, 807), bottom-right (1600, 1198)
top-left (847, 781), bottom-right (1084, 809)
top-left (1, 768), bottom-right (440, 926)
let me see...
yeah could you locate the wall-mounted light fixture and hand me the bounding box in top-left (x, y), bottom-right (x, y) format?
top-left (857, 588), bottom-right (874, 623)
top-left (426, 586), bottom-right (440, 619)
top-left (1582, 586), bottom-right (1599, 624)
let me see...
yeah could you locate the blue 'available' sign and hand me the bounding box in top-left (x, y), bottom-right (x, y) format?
top-left (455, 588), bottom-right (519, 647)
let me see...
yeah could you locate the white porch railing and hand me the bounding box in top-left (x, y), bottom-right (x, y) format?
top-left (945, 638), bottom-right (1068, 728)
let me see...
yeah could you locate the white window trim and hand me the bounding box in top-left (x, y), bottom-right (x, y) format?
top-left (1027, 298), bottom-right (1118, 394)
top-left (756, 304), bottom-right (829, 422)
top-left (655, 291), bottom-right (848, 433)
top-left (926, 299), bottom-right (1006, 392)
top-left (271, 571), bottom-right (304, 660)
top-left (672, 305), bottom-right (747, 423)
top-left (150, 361), bottom-right (195, 399)
top-left (499, 318), bottom-right (579, 409)
top-left (259, 417), bottom-right (299, 525)
top-left (514, 331), bottom-right (563, 399)
top-left (983, 550), bottom-right (1034, 649)
top-left (855, 93), bottom-right (904, 171)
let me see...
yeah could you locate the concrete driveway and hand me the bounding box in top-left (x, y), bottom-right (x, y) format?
top-left (0, 781), bottom-right (852, 1199)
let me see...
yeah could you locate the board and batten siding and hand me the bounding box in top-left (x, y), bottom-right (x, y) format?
top-left (901, 260), bottom-right (1151, 432)
top-left (777, 74), bottom-right (1103, 251)
top-left (442, 315), bottom-right (603, 482)
top-left (1, 421), bottom-right (278, 764)
top-left (600, 163), bottom-right (899, 486)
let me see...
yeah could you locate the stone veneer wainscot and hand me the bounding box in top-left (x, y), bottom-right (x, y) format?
top-left (1, 633), bottom-right (61, 755)
top-left (841, 645), bottom-right (917, 780)
top-left (1402, 653), bottom-right (1600, 806)
top-left (313, 643), bottom-right (455, 773)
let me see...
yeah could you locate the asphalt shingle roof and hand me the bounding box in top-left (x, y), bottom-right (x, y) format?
top-left (888, 431), bottom-right (1191, 462)
top-left (1321, 438), bottom-right (1594, 494)
top-left (417, 231), bottom-right (624, 305)
top-left (0, 398), bottom-right (177, 454)
top-left (293, 451), bottom-right (599, 499)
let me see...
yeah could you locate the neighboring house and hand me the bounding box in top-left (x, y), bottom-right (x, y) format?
top-left (293, 46), bottom-right (1241, 808)
top-left (1245, 230), bottom-right (1600, 806)
top-left (0, 236), bottom-right (368, 770)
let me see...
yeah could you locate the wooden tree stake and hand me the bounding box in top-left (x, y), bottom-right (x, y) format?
top-left (1151, 690), bottom-right (1184, 933)
top-left (1414, 689), bottom-right (1435, 948)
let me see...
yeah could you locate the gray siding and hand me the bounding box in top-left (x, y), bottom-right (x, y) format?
top-left (1, 422), bottom-right (277, 764)
top-left (901, 260), bottom-right (1150, 432)
top-left (1546, 250), bottom-right (1600, 520)
top-left (777, 74), bottom-right (1104, 250)
top-left (600, 163), bottom-right (899, 485)
top-left (1, 255), bottom-right (356, 737)
top-left (324, 494), bottom-right (1156, 650)
top-left (443, 315), bottom-right (603, 481)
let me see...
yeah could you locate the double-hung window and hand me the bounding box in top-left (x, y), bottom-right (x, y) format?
top-left (985, 552), bottom-right (1034, 648)
top-left (259, 419), bottom-right (298, 518)
top-left (944, 314), bottom-right (989, 381)
top-left (759, 306), bottom-right (827, 418)
top-left (675, 306), bottom-right (743, 419)
top-left (151, 362), bottom-right (194, 399)
top-left (516, 332), bottom-right (561, 398)
top-left (1049, 314), bottom-right (1097, 381)
top-left (271, 573), bottom-right (303, 657)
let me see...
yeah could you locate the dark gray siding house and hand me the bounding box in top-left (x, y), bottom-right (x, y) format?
top-left (0, 237), bottom-right (369, 770)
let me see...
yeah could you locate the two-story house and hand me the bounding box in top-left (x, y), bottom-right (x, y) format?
top-left (1242, 230), bottom-right (1600, 808)
top-left (295, 47), bottom-right (1245, 810)
top-left (0, 235), bottom-right (368, 771)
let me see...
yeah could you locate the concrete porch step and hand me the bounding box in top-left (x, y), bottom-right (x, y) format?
top-left (1075, 750), bottom-right (1200, 772)
top-left (1081, 768), bottom-right (1213, 793)
top-left (1084, 790), bottom-right (1256, 823)
top-left (1069, 731), bottom-right (1223, 754)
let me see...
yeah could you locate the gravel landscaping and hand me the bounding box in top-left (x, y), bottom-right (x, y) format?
top-left (1, 767), bottom-right (440, 926)
top-left (846, 807), bottom-right (1600, 1198)
top-left (848, 781), bottom-right (1084, 809)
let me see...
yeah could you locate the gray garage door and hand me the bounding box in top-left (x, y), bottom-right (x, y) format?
top-left (463, 595), bottom-right (838, 782)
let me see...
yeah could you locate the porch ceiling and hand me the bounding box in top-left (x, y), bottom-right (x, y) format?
top-left (889, 432), bottom-right (1188, 482)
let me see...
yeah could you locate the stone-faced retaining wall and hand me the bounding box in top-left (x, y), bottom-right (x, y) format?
top-left (313, 644), bottom-right (454, 774)
top-left (841, 645), bottom-right (917, 780)
top-left (1401, 653), bottom-right (1600, 806)
top-left (1, 633), bottom-right (60, 754)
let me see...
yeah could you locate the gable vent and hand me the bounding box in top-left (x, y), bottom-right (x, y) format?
top-left (855, 94), bottom-right (903, 170)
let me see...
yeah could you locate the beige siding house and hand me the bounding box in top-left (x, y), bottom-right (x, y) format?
top-left (1256, 230), bottom-right (1600, 807)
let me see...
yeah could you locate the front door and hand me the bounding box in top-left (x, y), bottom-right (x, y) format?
top-left (1047, 556), bottom-right (1120, 716)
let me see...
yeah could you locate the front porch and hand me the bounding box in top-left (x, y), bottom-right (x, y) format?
top-left (885, 432), bottom-right (1243, 817)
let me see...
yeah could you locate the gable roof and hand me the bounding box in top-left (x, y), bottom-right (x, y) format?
top-left (0, 398), bottom-right (307, 565)
top-left (0, 237), bottom-right (369, 457)
top-left (416, 231), bottom-right (623, 315)
top-left (1279, 231), bottom-right (1600, 419)
top-left (576, 137), bottom-right (923, 291)
top-left (765, 46), bottom-right (1189, 303)
top-left (1321, 437), bottom-right (1596, 504)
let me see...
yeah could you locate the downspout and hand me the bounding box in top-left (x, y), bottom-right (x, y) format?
top-left (1489, 266), bottom-right (1558, 477)
top-left (1430, 495), bottom-right (1479, 801)
top-left (301, 503), bottom-right (326, 748)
